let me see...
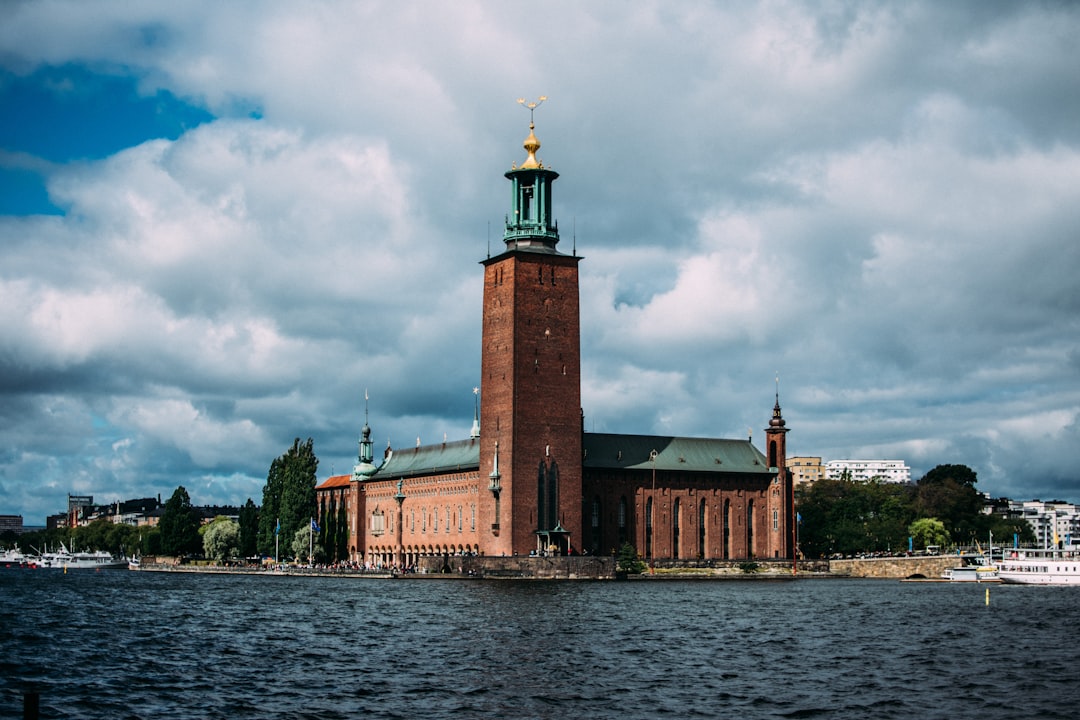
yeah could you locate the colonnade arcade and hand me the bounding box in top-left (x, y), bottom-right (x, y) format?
top-left (364, 544), bottom-right (481, 569)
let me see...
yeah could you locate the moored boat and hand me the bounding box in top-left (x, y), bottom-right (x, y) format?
top-left (998, 548), bottom-right (1080, 585)
top-left (941, 563), bottom-right (1000, 582)
top-left (37, 544), bottom-right (128, 570)
top-left (0, 546), bottom-right (37, 568)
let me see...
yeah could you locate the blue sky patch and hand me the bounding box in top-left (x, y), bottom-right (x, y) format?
top-left (0, 64), bottom-right (214, 215)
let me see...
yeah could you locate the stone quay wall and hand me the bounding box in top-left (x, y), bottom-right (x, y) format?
top-left (830, 556), bottom-right (956, 579)
top-left (413, 555), bottom-right (831, 579)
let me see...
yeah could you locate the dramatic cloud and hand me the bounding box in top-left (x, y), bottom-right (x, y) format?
top-left (1, 1), bottom-right (1078, 524)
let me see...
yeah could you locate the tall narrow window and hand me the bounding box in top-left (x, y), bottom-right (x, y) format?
top-left (672, 498), bottom-right (681, 560)
top-left (723, 499), bottom-right (730, 560)
top-left (591, 496), bottom-right (602, 555)
top-left (546, 462), bottom-right (559, 530)
top-left (747, 500), bottom-right (755, 559)
top-left (698, 498), bottom-right (706, 559)
top-left (618, 496), bottom-right (628, 547)
top-left (536, 462), bottom-right (547, 531)
top-left (645, 496), bottom-right (654, 559)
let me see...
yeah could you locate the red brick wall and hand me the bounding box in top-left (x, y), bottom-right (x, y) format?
top-left (479, 250), bottom-right (582, 556)
top-left (582, 469), bottom-right (774, 560)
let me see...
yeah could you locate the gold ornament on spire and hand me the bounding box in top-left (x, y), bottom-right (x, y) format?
top-left (516, 96), bottom-right (548, 169)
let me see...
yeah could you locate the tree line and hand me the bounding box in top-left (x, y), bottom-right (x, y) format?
top-left (795, 463), bottom-right (1034, 558)
top-left (3, 453), bottom-right (1040, 565)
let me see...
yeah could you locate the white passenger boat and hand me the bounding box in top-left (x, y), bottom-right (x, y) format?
top-left (38, 544), bottom-right (128, 570)
top-left (998, 548), bottom-right (1080, 585)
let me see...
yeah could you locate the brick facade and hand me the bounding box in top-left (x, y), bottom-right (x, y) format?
top-left (316, 120), bottom-right (792, 569)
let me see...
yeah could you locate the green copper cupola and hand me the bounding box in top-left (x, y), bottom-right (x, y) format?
top-left (504, 104), bottom-right (560, 251)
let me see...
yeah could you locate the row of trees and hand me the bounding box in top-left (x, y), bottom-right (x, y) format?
top-left (795, 463), bottom-right (1035, 558)
top-left (5, 453), bottom-right (1039, 566)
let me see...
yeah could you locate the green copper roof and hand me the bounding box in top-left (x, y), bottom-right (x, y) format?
top-left (362, 432), bottom-right (772, 481)
top-left (373, 438), bottom-right (481, 480)
top-left (582, 433), bottom-right (773, 475)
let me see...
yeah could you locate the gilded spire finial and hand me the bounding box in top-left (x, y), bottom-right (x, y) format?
top-left (516, 96), bottom-right (547, 169)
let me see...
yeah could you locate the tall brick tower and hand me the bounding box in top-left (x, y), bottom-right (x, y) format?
top-left (765, 380), bottom-right (793, 561)
top-left (478, 104), bottom-right (582, 557)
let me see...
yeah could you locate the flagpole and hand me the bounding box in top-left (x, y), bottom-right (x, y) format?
top-left (275, 517), bottom-right (279, 564)
top-left (309, 517), bottom-right (313, 567)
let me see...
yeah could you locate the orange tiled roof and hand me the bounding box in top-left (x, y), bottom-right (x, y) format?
top-left (316, 474), bottom-right (351, 490)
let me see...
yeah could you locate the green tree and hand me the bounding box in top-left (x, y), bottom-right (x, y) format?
top-left (915, 464), bottom-right (983, 545)
top-left (616, 543), bottom-right (646, 574)
top-left (320, 497), bottom-right (336, 563)
top-left (259, 438), bottom-right (319, 557)
top-left (203, 517), bottom-right (241, 562)
top-left (908, 517), bottom-right (950, 550)
top-left (140, 526), bottom-right (162, 556)
top-left (336, 499), bottom-right (349, 562)
top-left (983, 513), bottom-right (1036, 547)
top-left (795, 478), bottom-right (916, 557)
top-left (291, 524), bottom-right (322, 564)
top-left (238, 498), bottom-right (259, 560)
top-left (159, 486), bottom-right (202, 557)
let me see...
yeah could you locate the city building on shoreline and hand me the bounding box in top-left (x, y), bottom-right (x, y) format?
top-left (825, 459), bottom-right (911, 484)
top-left (1000, 499), bottom-right (1080, 548)
top-left (316, 115), bottom-right (794, 568)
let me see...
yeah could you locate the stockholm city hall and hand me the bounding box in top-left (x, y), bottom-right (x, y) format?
top-left (316, 104), bottom-right (793, 570)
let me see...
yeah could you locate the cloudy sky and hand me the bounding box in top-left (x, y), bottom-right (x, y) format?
top-left (2, 2), bottom-right (1078, 524)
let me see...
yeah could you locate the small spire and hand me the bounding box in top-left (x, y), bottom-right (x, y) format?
top-left (769, 373), bottom-right (788, 431)
top-left (516, 96), bottom-right (547, 169)
top-left (470, 386), bottom-right (480, 438)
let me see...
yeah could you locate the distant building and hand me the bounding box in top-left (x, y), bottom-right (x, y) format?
top-left (825, 459), bottom-right (911, 484)
top-left (788, 457), bottom-right (826, 487)
top-left (1002, 500), bottom-right (1080, 548)
top-left (0, 515), bottom-right (24, 534)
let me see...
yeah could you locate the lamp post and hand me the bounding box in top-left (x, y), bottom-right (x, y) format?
top-left (394, 479), bottom-right (406, 571)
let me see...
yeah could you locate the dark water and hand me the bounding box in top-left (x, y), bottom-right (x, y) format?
top-left (1, 571), bottom-right (1078, 719)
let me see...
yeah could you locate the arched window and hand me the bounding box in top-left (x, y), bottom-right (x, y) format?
top-left (672, 498), bottom-right (681, 560)
top-left (618, 496), bottom-right (628, 547)
top-left (747, 499), bottom-right (755, 559)
top-left (537, 461), bottom-right (547, 531)
top-left (591, 496), bottom-right (602, 555)
top-left (723, 499), bottom-right (731, 560)
top-left (645, 496), bottom-right (654, 559)
top-left (698, 498), bottom-right (706, 559)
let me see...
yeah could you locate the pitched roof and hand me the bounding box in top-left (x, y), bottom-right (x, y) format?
top-left (316, 474), bottom-right (352, 490)
top-left (375, 438), bottom-right (481, 479)
top-left (341, 433), bottom-right (771, 482)
top-left (582, 433), bottom-right (772, 475)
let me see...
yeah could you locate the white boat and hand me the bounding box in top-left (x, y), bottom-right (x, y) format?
top-left (998, 548), bottom-right (1080, 585)
top-left (0, 547), bottom-right (36, 568)
top-left (941, 563), bottom-right (1000, 582)
top-left (38, 544), bottom-right (128, 570)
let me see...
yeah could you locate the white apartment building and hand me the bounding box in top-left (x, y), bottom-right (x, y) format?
top-left (825, 459), bottom-right (912, 484)
top-left (1005, 500), bottom-right (1080, 548)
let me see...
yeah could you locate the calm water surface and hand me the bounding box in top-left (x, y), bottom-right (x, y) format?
top-left (1, 570), bottom-right (1078, 719)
